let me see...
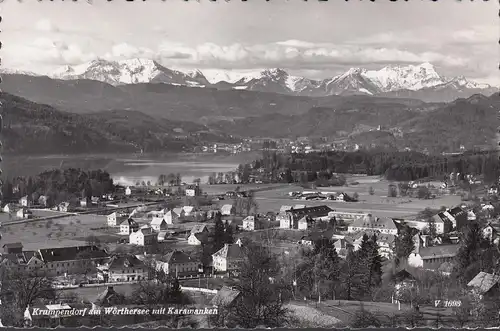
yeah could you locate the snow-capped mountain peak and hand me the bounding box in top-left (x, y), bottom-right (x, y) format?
top-left (40, 59), bottom-right (498, 101)
top-left (362, 63), bottom-right (445, 92)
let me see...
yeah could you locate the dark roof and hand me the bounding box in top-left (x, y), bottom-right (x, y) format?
top-left (106, 254), bottom-right (145, 271)
top-left (191, 224), bottom-right (208, 235)
top-left (39, 245), bottom-right (109, 263)
top-left (302, 230), bottom-right (334, 242)
top-left (393, 269), bottom-right (417, 283)
top-left (210, 286), bottom-right (241, 306)
top-left (419, 244), bottom-right (460, 259)
top-left (213, 244), bottom-right (244, 260)
top-left (3, 242), bottom-right (23, 249)
top-left (286, 205), bottom-right (333, 219)
top-left (449, 207), bottom-right (467, 219)
top-left (194, 232), bottom-right (209, 244)
top-left (467, 272), bottom-right (500, 294)
top-left (164, 250), bottom-right (194, 264)
top-left (1, 251), bottom-right (37, 265)
top-left (94, 286), bottom-right (124, 306)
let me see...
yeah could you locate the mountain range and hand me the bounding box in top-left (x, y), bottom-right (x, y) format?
top-left (7, 59), bottom-right (497, 103)
top-left (212, 93), bottom-right (500, 154)
top-left (0, 92), bottom-right (236, 155)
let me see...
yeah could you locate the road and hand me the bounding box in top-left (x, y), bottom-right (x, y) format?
top-left (1, 201), bottom-right (164, 227)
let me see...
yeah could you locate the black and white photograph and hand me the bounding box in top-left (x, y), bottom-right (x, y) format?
top-left (0, 0), bottom-right (499, 328)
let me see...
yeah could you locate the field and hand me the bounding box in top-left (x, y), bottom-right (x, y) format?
top-left (0, 213), bottom-right (119, 250)
top-left (236, 176), bottom-right (463, 218)
top-left (298, 299), bottom-right (458, 326)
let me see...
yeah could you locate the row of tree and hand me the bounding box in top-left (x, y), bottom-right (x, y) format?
top-left (237, 150), bottom-right (500, 184)
top-left (1, 168), bottom-right (115, 206)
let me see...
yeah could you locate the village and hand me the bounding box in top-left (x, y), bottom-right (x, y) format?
top-left (0, 170), bottom-right (499, 328)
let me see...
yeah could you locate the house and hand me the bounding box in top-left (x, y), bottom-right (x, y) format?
top-left (488, 186), bottom-right (498, 195)
top-left (91, 197), bottom-right (100, 206)
top-left (80, 198), bottom-right (89, 208)
top-left (404, 214), bottom-right (450, 234)
top-left (3, 242), bottom-right (23, 254)
top-left (187, 232), bottom-right (209, 246)
top-left (242, 216), bottom-right (257, 231)
top-left (37, 245), bottom-right (109, 277)
top-left (212, 243), bottom-right (245, 273)
top-left (160, 250), bottom-right (200, 277)
top-left (279, 205), bottom-right (292, 213)
top-left (278, 205), bottom-right (333, 229)
top-left (182, 206), bottom-right (195, 216)
top-left (210, 286), bottom-right (242, 308)
top-left (106, 212), bottom-right (119, 226)
top-left (0, 250), bottom-right (43, 275)
top-left (38, 195), bottom-right (49, 207)
top-left (92, 286), bottom-right (126, 308)
top-left (467, 272), bottom-right (500, 298)
top-left (97, 254), bottom-right (147, 283)
top-left (164, 210), bottom-right (180, 225)
top-left (150, 218), bottom-right (168, 232)
top-left (190, 224), bottom-right (209, 235)
top-left (185, 185), bottom-right (201, 197)
top-left (351, 231), bottom-right (396, 259)
top-left (157, 230), bottom-right (169, 242)
top-left (125, 187), bottom-right (132, 196)
top-left (333, 237), bottom-right (354, 258)
top-left (57, 202), bottom-right (72, 213)
top-left (392, 269), bottom-right (418, 303)
top-left (19, 195), bottom-right (30, 207)
top-left (119, 218), bottom-right (139, 235)
top-left (482, 223), bottom-right (500, 244)
top-left (129, 227), bottom-right (158, 246)
top-left (447, 207), bottom-right (468, 230)
top-left (173, 207), bottom-right (186, 218)
top-left (408, 244), bottom-right (460, 270)
top-left (300, 230), bottom-right (334, 246)
top-left (16, 208), bottom-right (32, 219)
top-left (298, 216), bottom-right (314, 230)
top-left (2, 203), bottom-right (12, 213)
top-left (221, 204), bottom-right (235, 216)
top-left (347, 214), bottom-right (398, 235)
top-left (328, 211), bottom-right (369, 222)
top-left (107, 212), bottom-right (123, 227)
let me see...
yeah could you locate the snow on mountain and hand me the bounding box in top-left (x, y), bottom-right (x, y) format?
top-left (321, 68), bottom-right (380, 96)
top-left (52, 59), bottom-right (209, 87)
top-left (362, 62), bottom-right (445, 92)
top-left (30, 59), bottom-right (498, 100)
top-left (198, 69), bottom-right (262, 84)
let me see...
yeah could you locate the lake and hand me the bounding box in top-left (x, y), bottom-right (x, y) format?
top-left (1, 152), bottom-right (261, 186)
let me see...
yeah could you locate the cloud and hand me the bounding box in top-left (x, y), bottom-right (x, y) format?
top-left (2, 32), bottom-right (491, 83)
top-left (35, 19), bottom-right (59, 32)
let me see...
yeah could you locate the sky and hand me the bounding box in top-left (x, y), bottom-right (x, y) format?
top-left (2, 0), bottom-right (499, 85)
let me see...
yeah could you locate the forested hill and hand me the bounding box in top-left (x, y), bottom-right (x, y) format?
top-left (0, 93), bottom-right (236, 155)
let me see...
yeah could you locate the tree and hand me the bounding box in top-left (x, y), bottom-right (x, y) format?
top-left (0, 268), bottom-right (57, 326)
top-left (352, 192), bottom-right (359, 201)
top-left (175, 173), bottom-right (182, 186)
top-left (427, 217), bottom-right (438, 240)
top-left (231, 243), bottom-right (290, 328)
top-left (393, 226), bottom-right (415, 267)
top-left (211, 213), bottom-right (226, 253)
top-left (339, 250), bottom-right (368, 300)
top-left (350, 305), bottom-right (382, 328)
top-left (157, 174), bottom-right (167, 186)
top-left (368, 186), bottom-right (375, 195)
top-left (417, 186), bottom-right (431, 199)
top-left (224, 221), bottom-right (234, 245)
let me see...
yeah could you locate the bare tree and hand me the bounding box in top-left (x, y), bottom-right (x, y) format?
top-left (0, 268), bottom-right (56, 326)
